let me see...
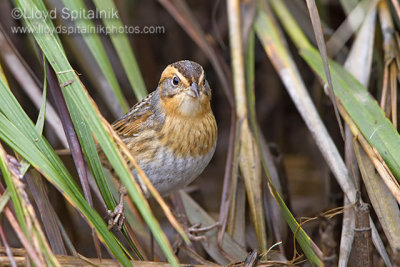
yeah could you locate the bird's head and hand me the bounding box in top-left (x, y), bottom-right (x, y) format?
top-left (158, 60), bottom-right (212, 118)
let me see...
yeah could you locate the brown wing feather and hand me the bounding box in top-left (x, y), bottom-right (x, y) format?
top-left (100, 91), bottom-right (155, 172)
top-left (112, 91), bottom-right (155, 137)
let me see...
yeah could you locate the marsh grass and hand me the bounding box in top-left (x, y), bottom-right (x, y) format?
top-left (0, 0), bottom-right (399, 266)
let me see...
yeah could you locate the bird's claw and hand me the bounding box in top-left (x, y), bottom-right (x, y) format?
top-left (107, 202), bottom-right (125, 231)
top-left (107, 186), bottom-right (127, 231)
top-left (187, 222), bottom-right (220, 242)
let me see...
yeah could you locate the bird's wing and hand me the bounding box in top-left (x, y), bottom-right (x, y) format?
top-left (112, 91), bottom-right (155, 137)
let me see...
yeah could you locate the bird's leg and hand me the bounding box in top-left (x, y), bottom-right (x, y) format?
top-left (186, 222), bottom-right (221, 241)
top-left (107, 185), bottom-right (127, 231)
top-left (170, 192), bottom-right (220, 243)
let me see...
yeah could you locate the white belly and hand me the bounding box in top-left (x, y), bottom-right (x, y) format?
top-left (132, 144), bottom-right (216, 196)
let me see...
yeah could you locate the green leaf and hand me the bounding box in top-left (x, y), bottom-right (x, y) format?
top-left (20, 57), bottom-right (47, 176)
top-left (0, 138), bottom-right (59, 266)
top-left (36, 58), bottom-right (47, 134)
top-left (92, 0), bottom-right (147, 100)
top-left (32, 0), bottom-right (63, 49)
top-left (66, 99), bottom-right (142, 259)
top-left (60, 0), bottom-right (129, 112)
top-left (301, 48), bottom-right (400, 181)
top-left (254, 9), bottom-right (323, 266)
top-left (14, 0), bottom-right (178, 265)
top-left (0, 190), bottom-right (10, 213)
top-left (0, 149), bottom-right (26, 234)
top-left (0, 77), bottom-right (131, 265)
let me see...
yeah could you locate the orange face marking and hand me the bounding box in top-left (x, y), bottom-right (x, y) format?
top-left (159, 65), bottom-right (190, 87)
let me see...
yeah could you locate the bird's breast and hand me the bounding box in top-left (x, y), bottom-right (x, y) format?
top-left (159, 112), bottom-right (217, 158)
top-left (128, 111), bottom-right (217, 195)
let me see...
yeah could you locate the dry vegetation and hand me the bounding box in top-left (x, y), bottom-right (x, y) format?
top-left (0, 0), bottom-right (399, 266)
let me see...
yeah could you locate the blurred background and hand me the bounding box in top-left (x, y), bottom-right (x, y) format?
top-left (0, 0), bottom-right (397, 266)
top-left (0, 0), bottom-right (347, 257)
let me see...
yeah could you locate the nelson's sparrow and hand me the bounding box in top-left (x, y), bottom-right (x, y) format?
top-left (102, 60), bottom-right (217, 229)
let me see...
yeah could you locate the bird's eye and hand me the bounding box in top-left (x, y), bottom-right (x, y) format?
top-left (172, 76), bottom-right (179, 86)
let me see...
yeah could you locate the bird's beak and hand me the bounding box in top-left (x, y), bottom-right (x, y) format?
top-left (186, 82), bottom-right (200, 98)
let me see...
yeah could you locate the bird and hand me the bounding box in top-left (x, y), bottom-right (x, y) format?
top-left (101, 60), bottom-right (217, 230)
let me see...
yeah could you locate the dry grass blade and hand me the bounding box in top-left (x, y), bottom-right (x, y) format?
top-left (47, 64), bottom-right (93, 208)
top-left (258, 1), bottom-right (353, 218)
top-left (241, 0), bottom-right (257, 50)
top-left (178, 246), bottom-right (217, 265)
top-left (46, 62), bottom-right (102, 257)
top-left (305, 0), bottom-right (345, 139)
top-left (269, 0), bottom-right (311, 51)
top-left (343, 0), bottom-right (377, 86)
top-left (338, 197), bottom-right (354, 266)
top-left (301, 52), bottom-right (393, 266)
top-left (0, 147), bottom-right (59, 266)
top-left (0, 216), bottom-right (17, 267)
top-left (218, 113), bottom-right (237, 246)
top-left (2, 206), bottom-right (44, 266)
top-left (379, 1), bottom-right (399, 128)
top-left (390, 64), bottom-right (397, 129)
top-left (55, 215), bottom-right (78, 256)
top-left (180, 191), bottom-right (247, 265)
top-left (219, 118), bottom-right (241, 246)
top-left (379, 0), bottom-right (394, 111)
top-left (343, 7), bottom-right (400, 247)
top-left (226, 177), bottom-right (246, 247)
top-left (390, 0), bottom-right (400, 21)
top-left (268, 1), bottom-right (392, 263)
top-left (340, 0), bottom-right (361, 14)
top-left (239, 122), bottom-right (267, 251)
top-left (326, 0), bottom-right (372, 57)
top-left (170, 193), bottom-right (220, 264)
top-left (227, 0), bottom-right (246, 118)
top-left (258, 129), bottom-right (287, 253)
top-left (338, 4), bottom-right (378, 261)
top-left (0, 252), bottom-right (222, 267)
top-left (354, 142), bottom-right (400, 252)
top-left (227, 0), bottom-right (267, 253)
top-left (255, 6), bottom-right (392, 265)
top-left (246, 26), bottom-right (286, 250)
top-left (341, 102), bottom-right (400, 204)
top-left (25, 170), bottom-right (67, 255)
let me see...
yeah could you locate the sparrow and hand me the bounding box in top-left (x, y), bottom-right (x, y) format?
top-left (102, 60), bottom-right (217, 229)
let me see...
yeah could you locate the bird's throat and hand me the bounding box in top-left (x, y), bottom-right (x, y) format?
top-left (162, 94), bottom-right (210, 118)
